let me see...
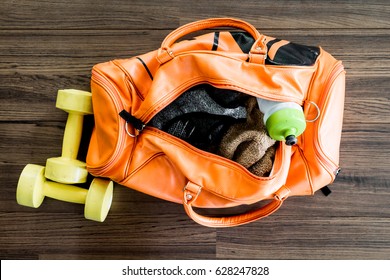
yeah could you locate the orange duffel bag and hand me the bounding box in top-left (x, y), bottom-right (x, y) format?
top-left (86, 18), bottom-right (345, 227)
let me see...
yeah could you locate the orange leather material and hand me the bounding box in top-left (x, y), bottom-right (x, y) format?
top-left (183, 182), bottom-right (289, 228)
top-left (86, 18), bottom-right (345, 227)
top-left (157, 18), bottom-right (263, 64)
top-left (136, 54), bottom-right (315, 121)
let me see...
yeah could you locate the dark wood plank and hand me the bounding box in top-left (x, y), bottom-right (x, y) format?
top-left (0, 123), bottom-right (64, 167)
top-left (1, 0), bottom-right (389, 30)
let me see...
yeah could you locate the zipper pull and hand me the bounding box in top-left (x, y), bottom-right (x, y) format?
top-left (119, 110), bottom-right (145, 137)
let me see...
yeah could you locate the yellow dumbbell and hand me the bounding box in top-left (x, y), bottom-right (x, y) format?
top-left (16, 164), bottom-right (113, 222)
top-left (45, 89), bottom-right (93, 184)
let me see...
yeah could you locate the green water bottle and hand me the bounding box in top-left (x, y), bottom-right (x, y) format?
top-left (256, 98), bottom-right (306, 145)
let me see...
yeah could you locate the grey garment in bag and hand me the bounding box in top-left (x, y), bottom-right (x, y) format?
top-left (149, 85), bottom-right (247, 152)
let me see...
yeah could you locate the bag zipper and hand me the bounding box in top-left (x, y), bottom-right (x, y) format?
top-left (88, 69), bottom-right (127, 175)
top-left (140, 79), bottom-right (307, 125)
top-left (313, 62), bottom-right (345, 177)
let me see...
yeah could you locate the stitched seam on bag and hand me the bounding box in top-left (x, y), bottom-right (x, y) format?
top-left (297, 147), bottom-right (315, 195)
top-left (89, 71), bottom-right (124, 173)
top-left (315, 63), bottom-right (344, 170)
top-left (305, 47), bottom-right (324, 102)
top-left (112, 59), bottom-right (145, 101)
top-left (122, 152), bottom-right (165, 183)
top-left (316, 90), bottom-right (340, 172)
top-left (124, 135), bottom-right (138, 179)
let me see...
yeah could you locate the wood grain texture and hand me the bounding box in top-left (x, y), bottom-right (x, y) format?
top-left (1, 0), bottom-right (389, 260)
top-left (1, 0), bottom-right (390, 29)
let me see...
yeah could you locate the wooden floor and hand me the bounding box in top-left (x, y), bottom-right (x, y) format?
top-left (1, 0), bottom-right (389, 260)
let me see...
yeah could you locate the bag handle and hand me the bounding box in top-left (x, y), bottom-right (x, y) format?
top-left (183, 181), bottom-right (290, 228)
top-left (157, 18), bottom-right (267, 64)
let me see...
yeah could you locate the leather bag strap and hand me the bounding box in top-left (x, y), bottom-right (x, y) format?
top-left (183, 181), bottom-right (290, 227)
top-left (157, 18), bottom-right (267, 64)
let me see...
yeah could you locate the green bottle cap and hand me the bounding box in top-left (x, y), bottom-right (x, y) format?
top-left (265, 108), bottom-right (306, 145)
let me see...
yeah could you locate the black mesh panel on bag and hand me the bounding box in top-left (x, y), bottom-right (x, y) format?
top-left (229, 32), bottom-right (320, 66)
top-left (267, 41), bottom-right (320, 66)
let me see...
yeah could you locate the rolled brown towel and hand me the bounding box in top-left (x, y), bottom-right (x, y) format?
top-left (248, 145), bottom-right (276, 177)
top-left (218, 97), bottom-right (276, 177)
